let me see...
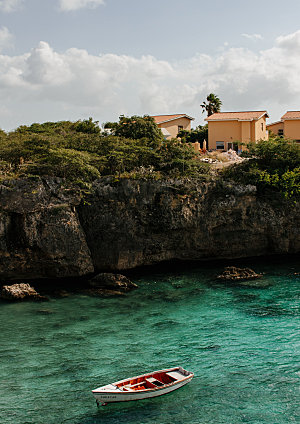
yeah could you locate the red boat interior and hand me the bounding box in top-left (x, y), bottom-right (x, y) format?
top-left (116, 371), bottom-right (178, 391)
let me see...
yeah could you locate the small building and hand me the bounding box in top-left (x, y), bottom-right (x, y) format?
top-left (267, 111), bottom-right (300, 142)
top-left (151, 114), bottom-right (194, 140)
top-left (205, 111), bottom-right (269, 151)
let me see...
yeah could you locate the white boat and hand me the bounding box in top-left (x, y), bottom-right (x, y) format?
top-left (92, 366), bottom-right (194, 406)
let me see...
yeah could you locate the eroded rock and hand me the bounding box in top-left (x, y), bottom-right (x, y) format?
top-left (217, 266), bottom-right (262, 281)
top-left (0, 283), bottom-right (48, 301)
top-left (0, 177), bottom-right (299, 281)
top-left (0, 178), bottom-right (94, 280)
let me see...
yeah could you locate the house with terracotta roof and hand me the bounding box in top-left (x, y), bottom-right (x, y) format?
top-left (151, 114), bottom-right (194, 140)
top-left (267, 111), bottom-right (300, 142)
top-left (205, 111), bottom-right (269, 151)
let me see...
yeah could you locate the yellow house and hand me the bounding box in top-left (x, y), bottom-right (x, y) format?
top-left (151, 114), bottom-right (194, 140)
top-left (266, 120), bottom-right (284, 136)
top-left (267, 111), bottom-right (300, 142)
top-left (205, 111), bottom-right (269, 150)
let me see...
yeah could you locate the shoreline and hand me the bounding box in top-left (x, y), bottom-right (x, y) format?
top-left (1, 253), bottom-right (299, 299)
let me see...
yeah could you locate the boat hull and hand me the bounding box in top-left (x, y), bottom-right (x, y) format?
top-left (92, 374), bottom-right (193, 404)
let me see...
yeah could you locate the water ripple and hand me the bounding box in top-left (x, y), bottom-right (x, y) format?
top-left (0, 259), bottom-right (299, 424)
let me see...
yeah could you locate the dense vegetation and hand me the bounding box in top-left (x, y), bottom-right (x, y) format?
top-left (0, 116), bottom-right (210, 188)
top-left (223, 137), bottom-right (300, 199)
top-left (178, 124), bottom-right (208, 148)
top-left (1, 116), bottom-right (299, 199)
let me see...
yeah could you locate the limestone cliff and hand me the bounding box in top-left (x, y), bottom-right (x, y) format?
top-left (0, 178), bottom-right (94, 280)
top-left (0, 177), bottom-right (299, 280)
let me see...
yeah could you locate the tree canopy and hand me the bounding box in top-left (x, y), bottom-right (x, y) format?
top-left (0, 117), bottom-right (210, 186)
top-left (114, 115), bottom-right (164, 147)
top-left (201, 93), bottom-right (222, 117)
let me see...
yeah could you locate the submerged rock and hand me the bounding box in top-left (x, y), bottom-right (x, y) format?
top-left (88, 273), bottom-right (138, 295)
top-left (82, 288), bottom-right (127, 297)
top-left (0, 283), bottom-right (48, 301)
top-left (217, 266), bottom-right (262, 281)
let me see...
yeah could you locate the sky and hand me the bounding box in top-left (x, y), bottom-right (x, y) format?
top-left (1, 0), bottom-right (300, 130)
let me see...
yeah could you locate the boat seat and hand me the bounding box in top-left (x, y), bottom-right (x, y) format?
top-left (123, 381), bottom-right (147, 390)
top-left (165, 371), bottom-right (184, 381)
top-left (146, 377), bottom-right (164, 386)
top-left (146, 377), bottom-right (160, 383)
top-left (122, 386), bottom-right (134, 391)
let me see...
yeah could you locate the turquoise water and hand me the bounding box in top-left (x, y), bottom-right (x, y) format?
top-left (0, 259), bottom-right (299, 424)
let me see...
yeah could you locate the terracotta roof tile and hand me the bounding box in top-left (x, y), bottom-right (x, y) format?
top-left (151, 114), bottom-right (194, 124)
top-left (281, 111), bottom-right (300, 120)
top-left (205, 111), bottom-right (268, 121)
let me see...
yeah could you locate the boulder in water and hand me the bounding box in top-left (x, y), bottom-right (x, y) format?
top-left (88, 273), bottom-right (138, 294)
top-left (0, 283), bottom-right (49, 301)
top-left (217, 266), bottom-right (262, 281)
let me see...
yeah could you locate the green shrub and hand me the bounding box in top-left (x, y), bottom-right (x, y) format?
top-left (74, 118), bottom-right (101, 134)
top-left (26, 148), bottom-right (101, 182)
top-left (224, 138), bottom-right (300, 198)
top-left (114, 115), bottom-right (164, 147)
top-left (0, 117), bottom-right (211, 185)
top-left (156, 139), bottom-right (209, 177)
top-left (178, 125), bottom-right (208, 147)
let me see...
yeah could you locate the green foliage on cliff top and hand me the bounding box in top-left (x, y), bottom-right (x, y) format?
top-left (114, 115), bottom-right (164, 147)
top-left (15, 118), bottom-right (101, 135)
top-left (223, 137), bottom-right (300, 199)
top-left (178, 125), bottom-right (208, 147)
top-left (0, 116), bottom-right (210, 185)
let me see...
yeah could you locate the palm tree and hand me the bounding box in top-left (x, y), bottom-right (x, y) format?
top-left (201, 93), bottom-right (222, 117)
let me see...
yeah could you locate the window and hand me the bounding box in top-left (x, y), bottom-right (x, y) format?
top-left (178, 125), bottom-right (183, 132)
top-left (261, 123), bottom-right (264, 131)
top-left (227, 142), bottom-right (238, 152)
top-left (216, 141), bottom-right (225, 150)
top-left (278, 129), bottom-right (284, 136)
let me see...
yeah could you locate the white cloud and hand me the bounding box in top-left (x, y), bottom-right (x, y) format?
top-left (0, 0), bottom-right (23, 12)
top-left (0, 0), bottom-right (106, 13)
top-left (59, 0), bottom-right (105, 11)
top-left (2, 30), bottom-right (300, 129)
top-left (242, 33), bottom-right (263, 41)
top-left (24, 41), bottom-right (73, 85)
top-left (276, 30), bottom-right (300, 52)
top-left (0, 26), bottom-right (13, 51)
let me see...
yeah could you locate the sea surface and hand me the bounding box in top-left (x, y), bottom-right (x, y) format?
top-left (0, 258), bottom-right (299, 424)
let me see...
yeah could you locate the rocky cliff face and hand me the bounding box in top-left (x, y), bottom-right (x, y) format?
top-left (0, 178), bottom-right (94, 280)
top-left (0, 177), bottom-right (299, 280)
